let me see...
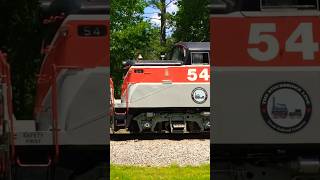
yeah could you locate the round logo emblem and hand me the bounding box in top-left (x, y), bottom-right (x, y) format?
top-left (260, 82), bottom-right (312, 133)
top-left (191, 87), bottom-right (208, 104)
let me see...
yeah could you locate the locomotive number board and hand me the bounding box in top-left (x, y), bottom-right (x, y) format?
top-left (78, 25), bottom-right (107, 37)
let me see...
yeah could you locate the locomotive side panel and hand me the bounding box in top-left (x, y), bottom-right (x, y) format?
top-left (127, 83), bottom-right (209, 108)
top-left (123, 65), bottom-right (210, 108)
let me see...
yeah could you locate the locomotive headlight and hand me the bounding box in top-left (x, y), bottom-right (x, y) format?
top-left (60, 27), bottom-right (69, 37)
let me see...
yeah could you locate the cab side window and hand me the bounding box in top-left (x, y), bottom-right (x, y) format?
top-left (171, 47), bottom-right (183, 61)
top-left (191, 52), bottom-right (210, 64)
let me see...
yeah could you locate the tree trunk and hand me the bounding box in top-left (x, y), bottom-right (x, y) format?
top-left (160, 0), bottom-right (166, 45)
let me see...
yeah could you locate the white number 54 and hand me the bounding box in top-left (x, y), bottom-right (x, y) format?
top-left (248, 23), bottom-right (319, 61)
top-left (187, 68), bottom-right (209, 81)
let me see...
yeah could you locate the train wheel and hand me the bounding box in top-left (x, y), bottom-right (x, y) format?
top-left (128, 121), bottom-right (140, 134)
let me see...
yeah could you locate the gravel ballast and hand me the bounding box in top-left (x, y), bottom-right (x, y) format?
top-left (110, 139), bottom-right (210, 167)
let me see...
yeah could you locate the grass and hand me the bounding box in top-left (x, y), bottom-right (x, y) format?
top-left (110, 164), bottom-right (210, 180)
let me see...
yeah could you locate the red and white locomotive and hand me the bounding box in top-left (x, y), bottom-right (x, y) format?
top-left (211, 0), bottom-right (320, 179)
top-left (111, 42), bottom-right (210, 133)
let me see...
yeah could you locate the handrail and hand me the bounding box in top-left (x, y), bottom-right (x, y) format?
top-left (113, 86), bottom-right (130, 116)
top-left (0, 155), bottom-right (4, 175)
top-left (110, 78), bottom-right (115, 116)
top-left (0, 52), bottom-right (16, 165)
top-left (5, 62), bottom-right (15, 162)
top-left (0, 78), bottom-right (4, 132)
top-left (51, 64), bottom-right (59, 162)
top-left (50, 65), bottom-right (82, 162)
top-left (16, 156), bottom-right (52, 167)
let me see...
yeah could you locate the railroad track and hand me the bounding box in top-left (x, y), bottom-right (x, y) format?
top-left (110, 133), bottom-right (210, 141)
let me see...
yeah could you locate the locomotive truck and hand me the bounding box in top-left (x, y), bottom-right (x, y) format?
top-left (0, 0), bottom-right (109, 179)
top-left (111, 42), bottom-right (210, 133)
top-left (211, 0), bottom-right (320, 179)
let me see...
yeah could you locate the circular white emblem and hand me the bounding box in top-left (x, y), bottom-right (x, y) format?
top-left (261, 82), bottom-right (312, 133)
top-left (191, 87), bottom-right (208, 104)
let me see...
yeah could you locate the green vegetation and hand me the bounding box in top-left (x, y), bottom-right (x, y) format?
top-left (173, 0), bottom-right (210, 42)
top-left (110, 164), bottom-right (210, 180)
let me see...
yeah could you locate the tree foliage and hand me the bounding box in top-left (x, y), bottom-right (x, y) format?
top-left (173, 0), bottom-right (209, 42)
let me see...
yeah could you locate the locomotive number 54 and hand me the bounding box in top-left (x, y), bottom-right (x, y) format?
top-left (248, 23), bottom-right (319, 61)
top-left (187, 68), bottom-right (210, 81)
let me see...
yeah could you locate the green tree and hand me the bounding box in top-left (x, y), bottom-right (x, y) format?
top-left (173, 0), bottom-right (209, 42)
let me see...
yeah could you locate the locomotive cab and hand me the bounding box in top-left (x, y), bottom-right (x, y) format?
top-left (170, 42), bottom-right (210, 65)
